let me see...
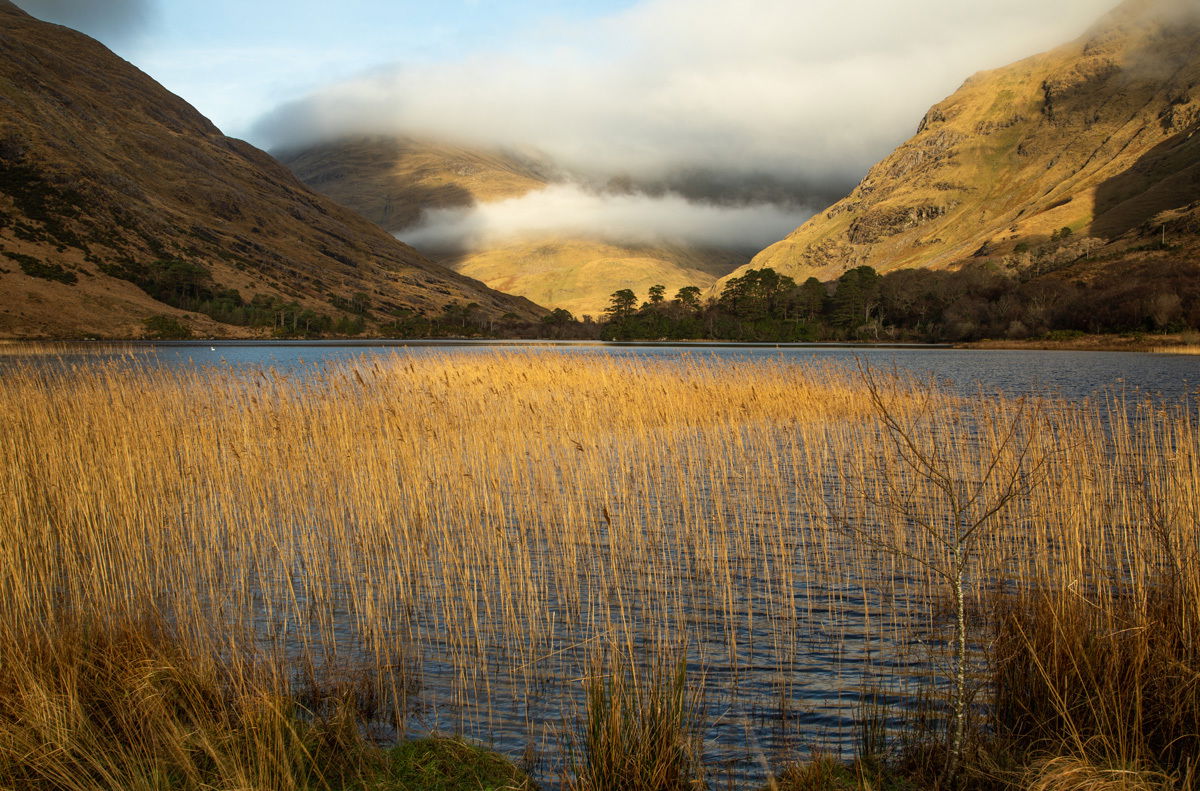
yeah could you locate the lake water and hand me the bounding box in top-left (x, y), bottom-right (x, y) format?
top-left (45, 339), bottom-right (1200, 402)
top-left (9, 340), bottom-right (1197, 787)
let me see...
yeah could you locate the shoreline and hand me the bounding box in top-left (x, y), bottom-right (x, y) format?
top-left (958, 332), bottom-right (1200, 353)
top-left (1, 333), bottom-right (1194, 352)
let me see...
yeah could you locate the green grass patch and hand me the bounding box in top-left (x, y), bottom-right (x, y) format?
top-left (1040, 328), bottom-right (1085, 341)
top-left (369, 738), bottom-right (535, 791)
top-left (769, 755), bottom-right (918, 791)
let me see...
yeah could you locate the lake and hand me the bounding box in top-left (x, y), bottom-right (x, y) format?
top-left (39, 339), bottom-right (1200, 402)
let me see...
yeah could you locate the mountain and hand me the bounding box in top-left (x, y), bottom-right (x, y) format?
top-left (279, 137), bottom-right (748, 317)
top-left (277, 137), bottom-right (550, 233)
top-left (436, 239), bottom-right (739, 318)
top-left (732, 0), bottom-right (1200, 289)
top-left (0, 1), bottom-right (541, 339)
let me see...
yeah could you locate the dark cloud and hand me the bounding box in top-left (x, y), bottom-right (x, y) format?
top-left (15, 0), bottom-right (153, 46)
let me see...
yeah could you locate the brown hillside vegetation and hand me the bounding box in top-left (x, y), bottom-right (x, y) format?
top-left (276, 136), bottom-right (549, 232)
top-left (282, 136), bottom-right (747, 316)
top-left (734, 0), bottom-right (1200, 289)
top-left (0, 1), bottom-right (541, 338)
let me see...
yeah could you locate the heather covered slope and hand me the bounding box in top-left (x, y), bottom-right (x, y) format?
top-left (281, 136), bottom-right (746, 316)
top-left (0, 1), bottom-right (541, 338)
top-left (733, 0), bottom-right (1200, 288)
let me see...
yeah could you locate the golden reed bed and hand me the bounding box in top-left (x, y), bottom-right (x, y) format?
top-left (0, 351), bottom-right (1194, 789)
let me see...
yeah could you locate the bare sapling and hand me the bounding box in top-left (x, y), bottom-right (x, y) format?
top-left (821, 363), bottom-right (1051, 781)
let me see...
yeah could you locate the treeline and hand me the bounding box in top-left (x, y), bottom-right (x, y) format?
top-left (99, 257), bottom-right (372, 336)
top-left (100, 255), bottom-right (600, 339)
top-left (594, 258), bottom-right (1200, 342)
top-left (59, 247), bottom-right (1200, 342)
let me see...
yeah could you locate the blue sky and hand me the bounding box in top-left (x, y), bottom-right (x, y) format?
top-left (23, 0), bottom-right (637, 138)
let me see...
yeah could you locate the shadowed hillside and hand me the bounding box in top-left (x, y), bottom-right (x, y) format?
top-left (1091, 118), bottom-right (1200, 239)
top-left (277, 137), bottom-right (548, 232)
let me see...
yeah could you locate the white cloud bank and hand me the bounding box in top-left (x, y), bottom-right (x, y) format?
top-left (254, 0), bottom-right (1118, 185)
top-left (397, 184), bottom-right (811, 252)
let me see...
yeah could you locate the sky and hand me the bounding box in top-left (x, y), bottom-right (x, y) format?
top-left (17, 0), bottom-right (1122, 252)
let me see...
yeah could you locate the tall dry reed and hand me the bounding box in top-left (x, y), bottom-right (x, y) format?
top-left (0, 349), bottom-right (1194, 788)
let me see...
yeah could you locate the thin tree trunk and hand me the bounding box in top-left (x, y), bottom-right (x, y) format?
top-left (951, 554), bottom-right (967, 779)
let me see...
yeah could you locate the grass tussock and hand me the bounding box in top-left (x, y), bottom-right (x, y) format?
top-left (572, 653), bottom-right (702, 791)
top-left (991, 585), bottom-right (1199, 783)
top-left (0, 615), bottom-right (378, 791)
top-left (1022, 756), bottom-right (1184, 791)
top-left (0, 350), bottom-right (1196, 788)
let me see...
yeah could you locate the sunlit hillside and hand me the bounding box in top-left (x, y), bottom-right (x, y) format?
top-left (0, 4), bottom-right (540, 339)
top-left (734, 0), bottom-right (1200, 288)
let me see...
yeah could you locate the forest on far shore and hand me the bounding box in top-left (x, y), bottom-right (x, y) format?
top-left (565, 252), bottom-right (1200, 343)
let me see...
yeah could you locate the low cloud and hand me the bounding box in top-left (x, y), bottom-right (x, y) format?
top-left (254, 0), bottom-right (1115, 188)
top-left (1139, 0), bottom-right (1200, 24)
top-left (15, 0), bottom-right (153, 46)
top-left (396, 184), bottom-right (810, 252)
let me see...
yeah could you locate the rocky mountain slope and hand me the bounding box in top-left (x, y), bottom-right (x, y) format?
top-left (732, 0), bottom-right (1200, 289)
top-left (280, 137), bottom-right (747, 317)
top-left (0, 1), bottom-right (540, 338)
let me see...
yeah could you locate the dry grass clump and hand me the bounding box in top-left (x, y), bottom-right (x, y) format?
top-left (0, 615), bottom-right (377, 791)
top-left (1022, 756), bottom-right (1184, 791)
top-left (991, 584), bottom-right (1199, 784)
top-left (570, 652), bottom-right (702, 791)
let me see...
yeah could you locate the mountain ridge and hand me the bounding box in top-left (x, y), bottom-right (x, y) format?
top-left (0, 2), bottom-right (541, 338)
top-left (728, 0), bottom-right (1200, 289)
